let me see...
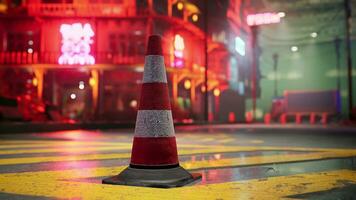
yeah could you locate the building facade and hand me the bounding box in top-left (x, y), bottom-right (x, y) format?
top-left (0, 0), bottom-right (249, 123)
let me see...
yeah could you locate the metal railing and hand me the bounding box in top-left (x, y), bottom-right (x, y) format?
top-left (0, 51), bottom-right (39, 64)
top-left (0, 51), bottom-right (202, 70)
top-left (27, 4), bottom-right (137, 17)
top-left (0, 51), bottom-right (145, 65)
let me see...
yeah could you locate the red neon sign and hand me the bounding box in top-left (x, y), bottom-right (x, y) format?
top-left (247, 13), bottom-right (281, 26)
top-left (173, 34), bottom-right (184, 68)
top-left (58, 23), bottom-right (95, 65)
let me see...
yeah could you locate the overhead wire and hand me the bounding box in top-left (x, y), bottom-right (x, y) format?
top-left (258, 6), bottom-right (346, 46)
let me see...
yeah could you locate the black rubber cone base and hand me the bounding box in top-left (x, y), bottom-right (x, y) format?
top-left (102, 166), bottom-right (201, 188)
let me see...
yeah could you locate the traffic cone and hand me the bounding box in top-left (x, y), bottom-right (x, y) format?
top-left (295, 113), bottom-right (302, 124)
top-left (102, 35), bottom-right (201, 188)
top-left (310, 112), bottom-right (316, 124)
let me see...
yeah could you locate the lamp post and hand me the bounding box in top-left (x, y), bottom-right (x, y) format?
top-left (334, 37), bottom-right (341, 93)
top-left (344, 0), bottom-right (353, 119)
top-left (272, 53), bottom-right (279, 97)
top-left (246, 12), bottom-right (284, 121)
top-left (251, 26), bottom-right (258, 120)
top-left (203, 1), bottom-right (209, 122)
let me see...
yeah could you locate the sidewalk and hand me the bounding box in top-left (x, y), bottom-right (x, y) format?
top-left (0, 121), bottom-right (134, 134)
top-left (1, 121), bottom-right (356, 134)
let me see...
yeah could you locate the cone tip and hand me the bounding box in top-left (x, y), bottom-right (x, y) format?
top-left (146, 35), bottom-right (163, 55)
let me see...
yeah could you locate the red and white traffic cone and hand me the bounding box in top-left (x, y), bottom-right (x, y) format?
top-left (103, 35), bottom-right (201, 188)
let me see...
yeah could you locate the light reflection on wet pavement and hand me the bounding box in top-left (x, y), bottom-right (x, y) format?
top-left (0, 126), bottom-right (355, 199)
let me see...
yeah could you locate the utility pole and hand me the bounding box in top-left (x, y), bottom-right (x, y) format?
top-left (204, 1), bottom-right (209, 122)
top-left (251, 26), bottom-right (258, 120)
top-left (334, 37), bottom-right (341, 93)
top-left (344, 0), bottom-right (353, 119)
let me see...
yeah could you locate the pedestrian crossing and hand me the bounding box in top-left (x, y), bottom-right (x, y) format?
top-left (0, 134), bottom-right (355, 199)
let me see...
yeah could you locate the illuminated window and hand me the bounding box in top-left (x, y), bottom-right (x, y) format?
top-left (58, 23), bottom-right (95, 65)
top-left (235, 37), bottom-right (245, 56)
top-left (174, 34), bottom-right (184, 50)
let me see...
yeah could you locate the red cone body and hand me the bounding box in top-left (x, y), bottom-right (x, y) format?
top-left (130, 35), bottom-right (178, 168)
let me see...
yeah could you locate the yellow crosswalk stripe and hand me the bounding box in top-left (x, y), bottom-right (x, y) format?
top-left (0, 166), bottom-right (355, 200)
top-left (1, 145), bottom-right (356, 166)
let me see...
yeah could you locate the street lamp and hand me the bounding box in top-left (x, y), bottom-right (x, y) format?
top-left (247, 12), bottom-right (284, 121)
top-left (184, 79), bottom-right (191, 90)
top-left (310, 32), bottom-right (318, 38)
top-left (177, 2), bottom-right (184, 10)
top-left (170, 0), bottom-right (200, 22)
top-left (291, 46), bottom-right (298, 52)
top-left (344, 0), bottom-right (353, 119)
top-left (192, 13), bottom-right (199, 22)
top-left (272, 53), bottom-right (279, 97)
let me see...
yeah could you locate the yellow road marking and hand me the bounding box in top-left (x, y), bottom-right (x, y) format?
top-left (0, 140), bottom-right (122, 144)
top-left (0, 140), bottom-right (214, 150)
top-left (0, 144), bottom-right (216, 155)
top-left (1, 140), bottom-right (356, 199)
top-left (201, 138), bottom-right (215, 142)
top-left (0, 142), bottom-right (126, 149)
top-left (218, 138), bottom-right (235, 143)
top-left (0, 166), bottom-right (355, 200)
top-left (250, 140), bottom-right (264, 144)
top-left (0, 153), bottom-right (131, 165)
top-left (0, 146), bottom-right (132, 155)
top-left (1, 140), bottom-right (356, 167)
top-left (182, 151), bottom-right (356, 169)
top-left (0, 147), bottom-right (251, 165)
top-left (1, 145), bottom-right (356, 166)
top-left (1, 140), bottom-right (352, 152)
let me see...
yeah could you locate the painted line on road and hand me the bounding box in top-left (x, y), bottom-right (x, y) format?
top-left (181, 151), bottom-right (356, 170)
top-left (1, 140), bottom-right (353, 152)
top-left (0, 166), bottom-right (355, 200)
top-left (0, 143), bottom-right (217, 155)
top-left (0, 142), bottom-right (128, 149)
top-left (0, 146), bottom-right (132, 155)
top-left (0, 140), bottom-right (210, 150)
top-left (0, 146), bottom-right (356, 166)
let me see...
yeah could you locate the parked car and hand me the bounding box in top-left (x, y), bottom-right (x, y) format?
top-left (0, 96), bottom-right (22, 120)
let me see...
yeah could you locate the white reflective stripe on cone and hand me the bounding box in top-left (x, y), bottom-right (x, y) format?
top-left (134, 110), bottom-right (175, 137)
top-left (142, 55), bottom-right (167, 83)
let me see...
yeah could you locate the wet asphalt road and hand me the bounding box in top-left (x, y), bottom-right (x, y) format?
top-left (0, 124), bottom-right (355, 199)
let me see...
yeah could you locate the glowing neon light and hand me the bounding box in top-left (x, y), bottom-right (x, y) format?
top-left (235, 37), bottom-right (245, 56)
top-left (247, 13), bottom-right (281, 26)
top-left (174, 34), bottom-right (185, 51)
top-left (173, 34), bottom-right (184, 68)
top-left (174, 50), bottom-right (183, 58)
top-left (58, 23), bottom-right (95, 65)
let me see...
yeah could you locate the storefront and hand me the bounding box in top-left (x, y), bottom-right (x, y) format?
top-left (0, 0), bottom-right (249, 123)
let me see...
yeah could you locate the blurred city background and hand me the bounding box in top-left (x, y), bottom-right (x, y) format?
top-left (0, 0), bottom-right (355, 125)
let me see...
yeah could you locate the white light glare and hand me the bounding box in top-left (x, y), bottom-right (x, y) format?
top-left (291, 46), bottom-right (298, 52)
top-left (278, 12), bottom-right (286, 18)
top-left (310, 32), bottom-right (318, 38)
top-left (79, 81), bottom-right (85, 90)
top-left (235, 37), bottom-right (246, 56)
top-left (70, 93), bottom-right (76, 100)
